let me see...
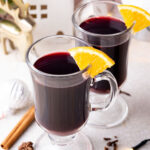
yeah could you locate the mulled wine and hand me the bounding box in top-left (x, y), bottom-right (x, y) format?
top-left (80, 16), bottom-right (129, 93)
top-left (33, 52), bottom-right (90, 136)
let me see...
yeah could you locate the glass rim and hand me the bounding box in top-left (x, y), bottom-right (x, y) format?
top-left (26, 35), bottom-right (91, 78)
top-left (72, 0), bottom-right (134, 38)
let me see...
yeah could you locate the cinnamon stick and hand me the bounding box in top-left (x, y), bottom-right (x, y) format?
top-left (1, 106), bottom-right (35, 150)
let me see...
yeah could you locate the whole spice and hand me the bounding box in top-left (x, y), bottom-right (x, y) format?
top-left (132, 139), bottom-right (150, 150)
top-left (104, 146), bottom-right (109, 150)
top-left (18, 141), bottom-right (34, 150)
top-left (113, 143), bottom-right (117, 150)
top-left (103, 136), bottom-right (119, 150)
top-left (104, 137), bottom-right (111, 141)
top-left (114, 136), bottom-right (118, 139)
top-left (120, 90), bottom-right (131, 96)
top-left (107, 140), bottom-right (118, 147)
top-left (1, 106), bottom-right (35, 149)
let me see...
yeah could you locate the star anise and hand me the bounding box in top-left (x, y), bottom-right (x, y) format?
top-left (18, 141), bottom-right (34, 150)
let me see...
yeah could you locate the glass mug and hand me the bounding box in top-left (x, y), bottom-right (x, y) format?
top-left (26, 35), bottom-right (118, 150)
top-left (72, 0), bottom-right (133, 127)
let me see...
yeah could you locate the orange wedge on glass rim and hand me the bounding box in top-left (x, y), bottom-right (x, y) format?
top-left (68, 47), bottom-right (115, 78)
top-left (118, 5), bottom-right (150, 33)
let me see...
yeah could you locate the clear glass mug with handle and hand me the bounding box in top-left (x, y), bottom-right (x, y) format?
top-left (26, 35), bottom-right (118, 150)
top-left (72, 0), bottom-right (133, 128)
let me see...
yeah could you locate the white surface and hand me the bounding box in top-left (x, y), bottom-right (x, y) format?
top-left (0, 38), bottom-right (150, 150)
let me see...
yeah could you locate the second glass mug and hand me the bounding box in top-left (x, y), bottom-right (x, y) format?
top-left (26, 35), bottom-right (118, 150)
top-left (72, 0), bottom-right (133, 127)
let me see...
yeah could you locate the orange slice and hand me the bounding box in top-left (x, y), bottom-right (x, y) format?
top-left (68, 47), bottom-right (115, 78)
top-left (118, 5), bottom-right (150, 33)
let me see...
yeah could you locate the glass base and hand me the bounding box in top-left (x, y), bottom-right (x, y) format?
top-left (34, 132), bottom-right (93, 150)
top-left (88, 95), bottom-right (128, 128)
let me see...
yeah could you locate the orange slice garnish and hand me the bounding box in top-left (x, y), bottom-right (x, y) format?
top-left (118, 5), bottom-right (150, 33)
top-left (68, 47), bottom-right (115, 78)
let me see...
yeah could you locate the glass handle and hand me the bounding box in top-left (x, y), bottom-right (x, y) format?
top-left (90, 70), bottom-right (119, 111)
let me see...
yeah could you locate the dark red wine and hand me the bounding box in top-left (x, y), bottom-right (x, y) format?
top-left (33, 52), bottom-right (90, 136)
top-left (80, 16), bottom-right (129, 93)
top-left (34, 52), bottom-right (79, 75)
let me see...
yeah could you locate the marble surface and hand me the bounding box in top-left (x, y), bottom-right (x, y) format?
top-left (0, 38), bottom-right (150, 150)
